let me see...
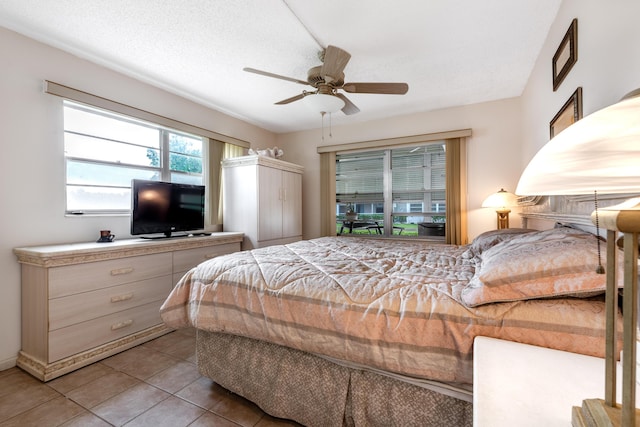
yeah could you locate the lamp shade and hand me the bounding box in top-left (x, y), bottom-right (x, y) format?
top-left (303, 93), bottom-right (345, 114)
top-left (482, 188), bottom-right (518, 209)
top-left (516, 90), bottom-right (640, 196)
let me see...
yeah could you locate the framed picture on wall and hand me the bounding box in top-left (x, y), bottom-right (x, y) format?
top-left (550, 87), bottom-right (583, 138)
top-left (552, 18), bottom-right (578, 91)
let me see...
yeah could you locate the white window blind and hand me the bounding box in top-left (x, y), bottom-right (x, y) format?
top-left (336, 151), bottom-right (384, 204)
top-left (391, 144), bottom-right (446, 213)
top-left (335, 141), bottom-right (447, 237)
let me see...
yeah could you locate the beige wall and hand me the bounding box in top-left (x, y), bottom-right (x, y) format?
top-left (0, 27), bottom-right (275, 369)
top-left (521, 0), bottom-right (640, 166)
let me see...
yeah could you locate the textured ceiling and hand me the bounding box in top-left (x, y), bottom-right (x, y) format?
top-left (0, 0), bottom-right (561, 134)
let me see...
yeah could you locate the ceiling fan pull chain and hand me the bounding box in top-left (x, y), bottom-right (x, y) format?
top-left (329, 112), bottom-right (333, 138)
top-left (593, 190), bottom-right (605, 274)
top-left (321, 111), bottom-right (326, 141)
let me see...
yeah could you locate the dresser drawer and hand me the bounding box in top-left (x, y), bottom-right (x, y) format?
top-left (49, 252), bottom-right (173, 298)
top-left (49, 275), bottom-right (172, 330)
top-left (48, 300), bottom-right (164, 362)
top-left (172, 242), bottom-right (239, 275)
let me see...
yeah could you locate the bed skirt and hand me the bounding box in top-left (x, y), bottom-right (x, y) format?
top-left (196, 330), bottom-right (473, 427)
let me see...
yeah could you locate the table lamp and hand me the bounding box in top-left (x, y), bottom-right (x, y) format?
top-left (516, 89), bottom-right (640, 426)
top-left (482, 188), bottom-right (518, 229)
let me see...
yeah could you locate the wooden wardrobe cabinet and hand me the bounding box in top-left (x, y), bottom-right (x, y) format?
top-left (223, 155), bottom-right (303, 250)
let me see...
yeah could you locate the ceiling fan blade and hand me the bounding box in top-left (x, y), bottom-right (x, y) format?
top-left (243, 67), bottom-right (309, 86)
top-left (342, 82), bottom-right (409, 95)
top-left (275, 93), bottom-right (305, 105)
top-left (321, 46), bottom-right (351, 83)
top-left (336, 93), bottom-right (360, 115)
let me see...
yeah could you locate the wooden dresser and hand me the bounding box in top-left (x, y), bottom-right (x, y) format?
top-left (14, 232), bottom-right (242, 381)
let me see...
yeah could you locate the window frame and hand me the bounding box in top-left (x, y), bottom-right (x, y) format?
top-left (45, 80), bottom-right (250, 222)
top-left (318, 129), bottom-right (470, 244)
top-left (335, 142), bottom-right (447, 238)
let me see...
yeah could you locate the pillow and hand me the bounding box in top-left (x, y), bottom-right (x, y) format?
top-left (461, 227), bottom-right (616, 307)
top-left (468, 228), bottom-right (537, 256)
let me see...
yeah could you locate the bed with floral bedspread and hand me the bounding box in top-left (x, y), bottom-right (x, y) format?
top-left (160, 227), bottom-right (619, 426)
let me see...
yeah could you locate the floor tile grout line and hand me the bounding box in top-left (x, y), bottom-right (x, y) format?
top-left (94, 386), bottom-right (173, 427)
top-left (72, 405), bottom-right (117, 427)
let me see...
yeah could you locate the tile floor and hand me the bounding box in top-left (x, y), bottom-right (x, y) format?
top-left (0, 328), bottom-right (302, 427)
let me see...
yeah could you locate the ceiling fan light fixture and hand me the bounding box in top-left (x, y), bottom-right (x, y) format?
top-left (303, 93), bottom-right (345, 114)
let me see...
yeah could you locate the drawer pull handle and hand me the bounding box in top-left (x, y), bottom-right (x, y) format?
top-left (111, 319), bottom-right (133, 331)
top-left (110, 293), bottom-right (134, 303)
top-left (110, 267), bottom-right (134, 276)
top-left (204, 254), bottom-right (218, 259)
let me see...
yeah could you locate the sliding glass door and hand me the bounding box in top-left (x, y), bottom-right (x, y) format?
top-left (336, 141), bottom-right (446, 239)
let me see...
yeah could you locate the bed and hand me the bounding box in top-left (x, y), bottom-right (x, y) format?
top-left (160, 227), bottom-right (621, 426)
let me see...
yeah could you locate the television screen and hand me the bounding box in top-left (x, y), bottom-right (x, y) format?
top-left (131, 179), bottom-right (205, 238)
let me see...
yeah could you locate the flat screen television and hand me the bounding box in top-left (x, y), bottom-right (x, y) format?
top-left (131, 179), bottom-right (205, 238)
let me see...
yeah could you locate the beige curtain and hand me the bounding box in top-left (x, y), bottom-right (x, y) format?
top-left (445, 138), bottom-right (468, 245)
top-left (209, 141), bottom-right (245, 228)
top-left (319, 152), bottom-right (337, 236)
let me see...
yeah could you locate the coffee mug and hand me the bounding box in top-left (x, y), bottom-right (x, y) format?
top-left (97, 230), bottom-right (115, 243)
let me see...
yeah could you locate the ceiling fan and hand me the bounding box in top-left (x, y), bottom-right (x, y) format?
top-left (243, 45), bottom-right (409, 115)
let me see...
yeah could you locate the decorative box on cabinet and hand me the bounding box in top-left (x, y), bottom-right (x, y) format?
top-left (223, 155), bottom-right (303, 250)
top-left (14, 232), bottom-right (242, 381)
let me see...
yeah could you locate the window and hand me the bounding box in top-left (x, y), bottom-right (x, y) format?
top-left (63, 101), bottom-right (203, 214)
top-left (319, 129), bottom-right (468, 244)
top-left (335, 142), bottom-right (447, 239)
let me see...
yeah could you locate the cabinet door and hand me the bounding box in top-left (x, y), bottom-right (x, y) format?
top-left (282, 171), bottom-right (302, 238)
top-left (257, 166), bottom-right (283, 241)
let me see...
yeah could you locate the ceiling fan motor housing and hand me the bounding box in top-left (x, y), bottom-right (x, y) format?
top-left (307, 66), bottom-right (344, 87)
